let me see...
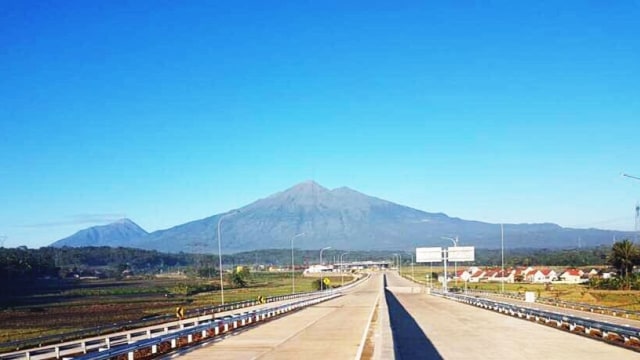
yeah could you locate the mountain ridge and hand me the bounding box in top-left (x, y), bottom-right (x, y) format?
top-left (50, 181), bottom-right (635, 252)
top-left (51, 218), bottom-right (148, 248)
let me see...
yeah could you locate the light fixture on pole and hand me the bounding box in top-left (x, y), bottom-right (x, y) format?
top-left (340, 252), bottom-right (349, 287)
top-left (319, 246), bottom-right (331, 290)
top-left (291, 233), bottom-right (305, 294)
top-left (217, 210), bottom-right (239, 306)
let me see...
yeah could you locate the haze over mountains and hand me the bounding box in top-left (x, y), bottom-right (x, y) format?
top-left (51, 181), bottom-right (635, 252)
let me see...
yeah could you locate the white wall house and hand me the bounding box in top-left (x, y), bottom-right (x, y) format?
top-left (527, 269), bottom-right (557, 283)
top-left (559, 269), bottom-right (586, 283)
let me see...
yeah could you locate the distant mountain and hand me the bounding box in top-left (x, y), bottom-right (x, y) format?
top-left (50, 218), bottom-right (148, 248)
top-left (50, 181), bottom-right (636, 252)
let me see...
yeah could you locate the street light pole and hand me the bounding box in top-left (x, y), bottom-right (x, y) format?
top-left (291, 233), bottom-right (305, 294)
top-left (622, 173), bottom-right (640, 241)
top-left (409, 253), bottom-right (415, 281)
top-left (319, 246), bottom-right (331, 290)
top-left (340, 252), bottom-right (349, 287)
top-left (217, 210), bottom-right (239, 305)
top-left (442, 236), bottom-right (459, 286)
top-left (501, 224), bottom-right (505, 294)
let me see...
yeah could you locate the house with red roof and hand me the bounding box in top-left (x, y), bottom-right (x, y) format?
top-left (526, 268), bottom-right (557, 283)
top-left (468, 270), bottom-right (485, 283)
top-left (559, 268), bottom-right (586, 283)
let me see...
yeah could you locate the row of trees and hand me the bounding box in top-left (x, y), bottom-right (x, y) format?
top-left (1, 242), bottom-right (638, 286)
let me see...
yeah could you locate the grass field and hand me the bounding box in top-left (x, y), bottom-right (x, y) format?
top-left (6, 266), bottom-right (640, 346)
top-left (399, 265), bottom-right (640, 311)
top-left (0, 272), bottom-right (353, 344)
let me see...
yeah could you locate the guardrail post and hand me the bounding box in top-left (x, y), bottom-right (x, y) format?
top-left (147, 329), bottom-right (152, 339)
top-left (152, 344), bottom-right (158, 354)
top-left (55, 347), bottom-right (60, 358)
top-left (188, 334), bottom-right (193, 343)
top-left (128, 351), bottom-right (134, 360)
top-left (127, 333), bottom-right (132, 343)
top-left (171, 339), bottom-right (177, 348)
top-left (105, 337), bottom-right (111, 349)
top-left (82, 341), bottom-right (87, 354)
top-left (25, 352), bottom-right (30, 360)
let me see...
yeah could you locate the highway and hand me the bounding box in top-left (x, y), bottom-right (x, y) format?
top-left (6, 271), bottom-right (639, 360)
top-left (384, 271), bottom-right (637, 359)
top-left (164, 273), bottom-right (384, 360)
top-left (163, 271), bottom-right (638, 359)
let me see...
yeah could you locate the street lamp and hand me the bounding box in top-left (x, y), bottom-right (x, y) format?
top-left (340, 252), bottom-right (349, 287)
top-left (217, 210), bottom-right (239, 305)
top-left (393, 253), bottom-right (402, 274)
top-left (442, 236), bottom-right (459, 287)
top-left (319, 246), bottom-right (331, 290)
top-left (501, 224), bottom-right (505, 294)
top-left (622, 173), bottom-right (640, 241)
top-left (291, 233), bottom-right (305, 294)
top-left (409, 253), bottom-right (415, 281)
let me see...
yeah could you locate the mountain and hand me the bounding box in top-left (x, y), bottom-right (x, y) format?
top-left (50, 181), bottom-right (636, 252)
top-left (50, 218), bottom-right (148, 248)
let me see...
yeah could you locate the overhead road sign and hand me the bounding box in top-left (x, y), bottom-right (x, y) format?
top-left (448, 246), bottom-right (475, 262)
top-left (416, 247), bottom-right (443, 262)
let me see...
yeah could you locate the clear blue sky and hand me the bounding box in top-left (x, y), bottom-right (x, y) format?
top-left (1, 1), bottom-right (639, 248)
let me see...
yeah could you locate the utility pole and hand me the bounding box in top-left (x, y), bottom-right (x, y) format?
top-left (622, 173), bottom-right (640, 241)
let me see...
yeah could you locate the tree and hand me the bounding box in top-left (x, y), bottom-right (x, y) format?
top-left (608, 239), bottom-right (640, 289)
top-left (230, 266), bottom-right (250, 288)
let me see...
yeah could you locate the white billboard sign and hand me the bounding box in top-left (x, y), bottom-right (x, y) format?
top-left (416, 247), bottom-right (443, 263)
top-left (447, 246), bottom-right (475, 262)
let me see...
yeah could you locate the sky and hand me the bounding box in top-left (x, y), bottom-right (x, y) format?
top-left (1, 1), bottom-right (639, 248)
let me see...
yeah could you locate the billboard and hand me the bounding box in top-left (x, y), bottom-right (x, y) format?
top-left (447, 246), bottom-right (475, 262)
top-left (416, 247), bottom-right (443, 263)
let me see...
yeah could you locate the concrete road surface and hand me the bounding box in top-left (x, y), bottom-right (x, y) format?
top-left (384, 271), bottom-right (638, 360)
top-left (167, 273), bottom-right (383, 360)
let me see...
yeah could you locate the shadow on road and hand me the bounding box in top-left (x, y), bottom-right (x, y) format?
top-left (384, 275), bottom-right (443, 360)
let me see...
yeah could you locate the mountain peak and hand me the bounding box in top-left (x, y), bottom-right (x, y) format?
top-left (282, 180), bottom-right (329, 195)
top-left (51, 218), bottom-right (148, 248)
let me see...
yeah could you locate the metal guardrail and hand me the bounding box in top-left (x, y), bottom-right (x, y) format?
top-left (69, 293), bottom-right (343, 360)
top-left (535, 296), bottom-right (640, 319)
top-left (1, 274), bottom-right (367, 359)
top-left (0, 292), bottom-right (342, 360)
top-left (0, 289), bottom-right (323, 353)
top-left (462, 288), bottom-right (640, 319)
top-left (432, 290), bottom-right (640, 350)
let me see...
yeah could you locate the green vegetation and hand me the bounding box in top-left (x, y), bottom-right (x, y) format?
top-left (607, 239), bottom-right (640, 289)
top-left (0, 269), bottom-right (354, 344)
top-left (1, 240), bottom-right (639, 345)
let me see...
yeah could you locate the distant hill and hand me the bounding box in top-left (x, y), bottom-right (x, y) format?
top-left (50, 218), bottom-right (148, 248)
top-left (50, 181), bottom-right (636, 252)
